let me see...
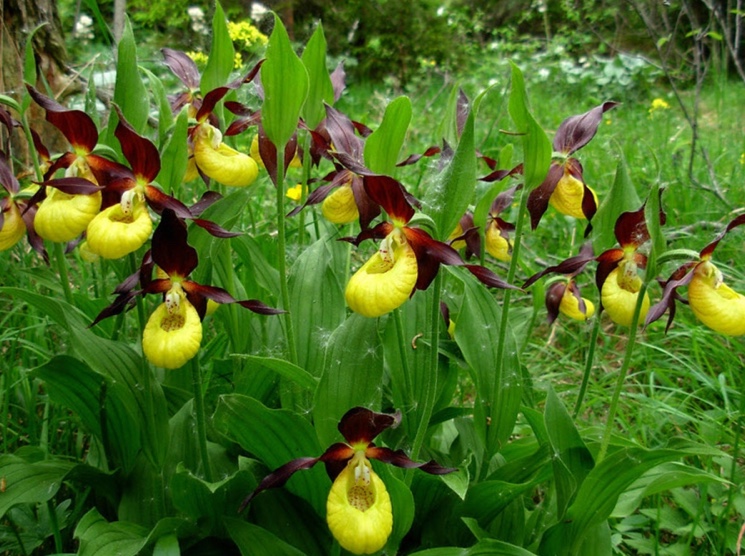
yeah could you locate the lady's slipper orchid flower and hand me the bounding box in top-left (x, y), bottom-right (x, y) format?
top-left (193, 123), bottom-right (258, 187)
top-left (547, 280), bottom-right (595, 323)
top-left (345, 176), bottom-right (515, 318)
top-left (524, 243), bottom-right (596, 324)
top-left (290, 105), bottom-right (382, 229)
top-left (594, 204), bottom-right (661, 327)
top-left (528, 102), bottom-right (617, 229)
top-left (0, 152), bottom-right (28, 251)
top-left (92, 210), bottom-right (282, 368)
top-left (646, 214), bottom-right (745, 335)
top-left (240, 407), bottom-right (455, 555)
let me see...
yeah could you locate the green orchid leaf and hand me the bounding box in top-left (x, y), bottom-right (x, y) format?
top-left (508, 63), bottom-right (551, 191)
top-left (261, 13), bottom-right (309, 148)
top-left (140, 67), bottom-right (173, 146)
top-left (157, 107), bottom-right (189, 195)
top-left (246, 470), bottom-right (332, 556)
top-left (31, 355), bottom-right (141, 473)
top-left (364, 96), bottom-right (413, 175)
top-left (213, 394), bottom-right (329, 516)
top-left (612, 462), bottom-right (725, 517)
top-left (544, 387), bottom-right (594, 519)
top-left (300, 23), bottom-right (334, 130)
top-left (449, 267), bottom-right (521, 459)
top-left (105, 17), bottom-right (148, 148)
top-left (152, 535), bottom-right (180, 556)
top-left (423, 104), bottom-right (476, 241)
top-left (538, 446), bottom-right (695, 555)
top-left (225, 518), bottom-right (306, 556)
top-left (74, 508), bottom-right (187, 556)
top-left (409, 539), bottom-right (538, 556)
top-left (375, 464), bottom-right (415, 553)
top-left (201, 1), bottom-right (235, 94)
top-left (592, 152), bottom-right (641, 253)
top-left (23, 24), bottom-right (47, 86)
top-left (313, 313), bottom-right (384, 447)
top-left (69, 326), bottom-right (170, 468)
top-left (236, 355), bottom-right (318, 391)
top-left (462, 479), bottom-right (538, 526)
top-left (644, 182), bottom-right (665, 280)
top-left (290, 236), bottom-right (347, 377)
top-left (0, 455), bottom-right (75, 520)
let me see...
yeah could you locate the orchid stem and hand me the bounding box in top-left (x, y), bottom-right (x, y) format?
top-left (573, 315), bottom-right (601, 418)
top-left (53, 242), bottom-right (74, 305)
top-left (490, 181), bottom-right (529, 459)
top-left (191, 357), bottom-right (213, 482)
top-left (597, 283), bottom-right (647, 463)
top-left (411, 273), bottom-right (442, 462)
top-left (275, 148), bottom-right (298, 367)
top-left (393, 308), bottom-right (414, 409)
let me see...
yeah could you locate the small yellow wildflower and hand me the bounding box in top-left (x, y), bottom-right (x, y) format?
top-left (286, 184), bottom-right (303, 202)
top-left (186, 51), bottom-right (209, 67)
top-left (228, 20), bottom-right (268, 51)
top-left (648, 98), bottom-right (671, 115)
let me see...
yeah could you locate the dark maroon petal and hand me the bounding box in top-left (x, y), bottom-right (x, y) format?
top-left (553, 101), bottom-right (619, 155)
top-left (241, 59), bottom-right (265, 86)
top-left (545, 282), bottom-right (566, 325)
top-left (86, 154), bottom-right (133, 187)
top-left (190, 218), bottom-right (241, 238)
top-left (114, 107), bottom-right (160, 182)
top-left (30, 129), bottom-right (51, 164)
top-left (183, 282), bottom-right (284, 315)
top-left (196, 84), bottom-right (240, 122)
top-left (18, 203), bottom-right (47, 263)
top-left (700, 213), bottom-right (745, 259)
top-left (347, 221), bottom-right (393, 247)
top-left (162, 48), bottom-right (201, 89)
top-left (352, 175), bottom-right (382, 230)
top-left (455, 88), bottom-right (470, 138)
top-left (238, 456), bottom-right (321, 512)
top-left (325, 104), bottom-right (364, 161)
top-left (594, 248), bottom-right (625, 294)
top-left (363, 175), bottom-right (415, 224)
top-left (259, 126), bottom-right (299, 185)
top-left (41, 177), bottom-right (101, 195)
top-left (0, 151), bottom-right (20, 194)
top-left (27, 86), bottom-right (99, 153)
top-left (90, 290), bottom-right (141, 327)
top-left (144, 186), bottom-right (192, 219)
top-left (491, 184), bottom-right (520, 216)
top-left (397, 145), bottom-right (442, 168)
top-left (366, 446), bottom-right (457, 475)
top-left (403, 227), bottom-right (464, 291)
top-left (330, 62), bottom-right (347, 102)
top-left (142, 278), bottom-right (172, 296)
top-left (337, 407), bottom-right (400, 445)
top-left (151, 209), bottom-right (198, 278)
top-left (440, 301), bottom-right (450, 327)
top-left (614, 205), bottom-right (649, 248)
top-left (644, 265), bottom-right (696, 331)
top-left (523, 242), bottom-right (595, 289)
top-left (225, 112), bottom-right (261, 136)
top-left (319, 443), bottom-right (357, 481)
top-left (189, 191), bottom-right (223, 216)
top-left (465, 265), bottom-right (519, 291)
top-left (0, 105), bottom-right (13, 133)
top-left (527, 163), bottom-right (563, 230)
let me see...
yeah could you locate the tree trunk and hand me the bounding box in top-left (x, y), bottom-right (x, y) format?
top-left (1, 0), bottom-right (69, 162)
